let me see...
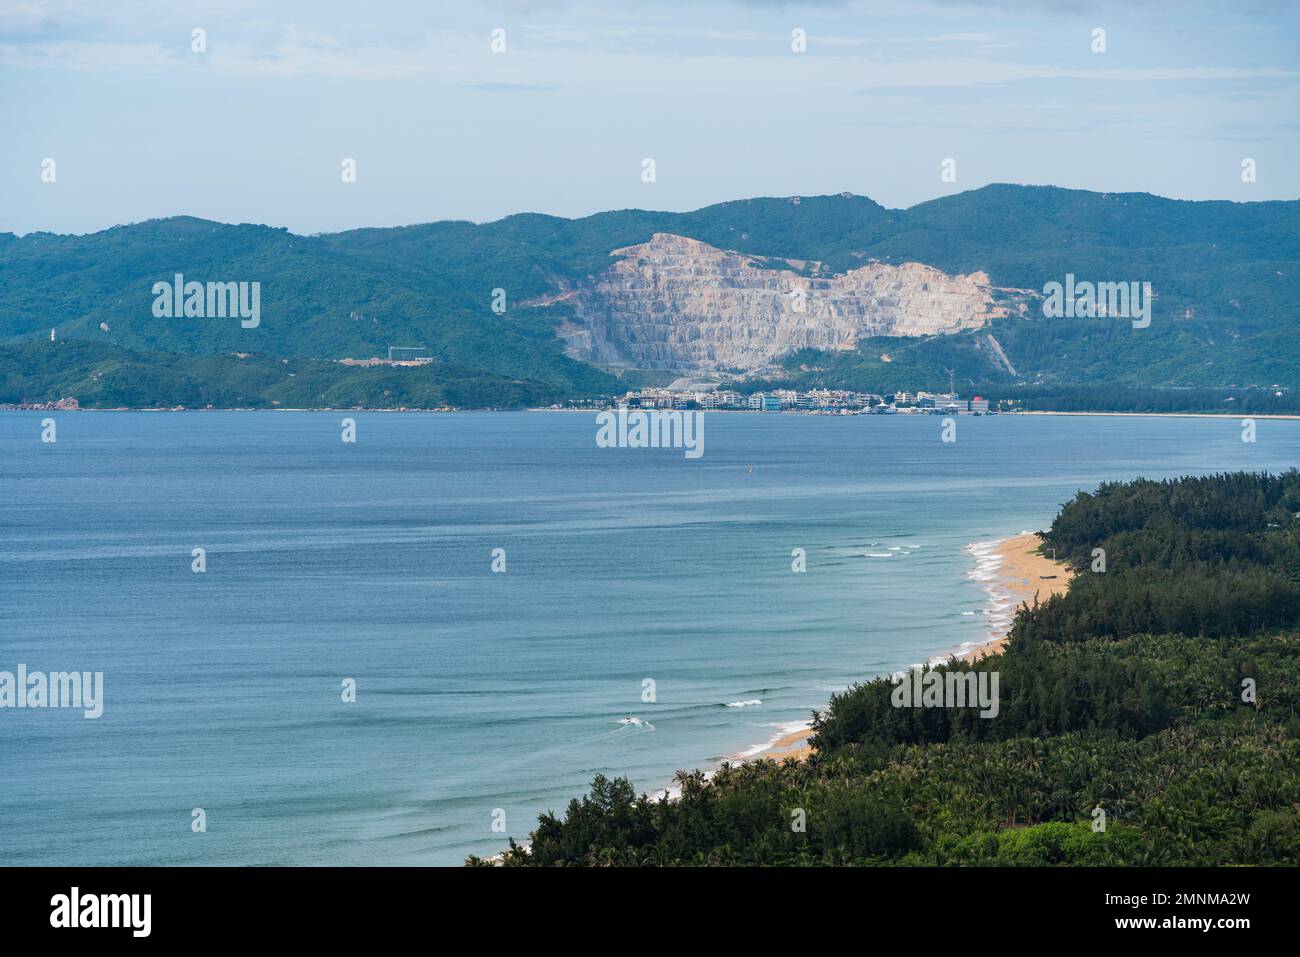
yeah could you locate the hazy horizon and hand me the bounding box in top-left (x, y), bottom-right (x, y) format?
top-left (4, 0), bottom-right (1299, 236)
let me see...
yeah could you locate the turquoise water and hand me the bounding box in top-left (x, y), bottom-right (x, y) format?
top-left (1, 410), bottom-right (1295, 865)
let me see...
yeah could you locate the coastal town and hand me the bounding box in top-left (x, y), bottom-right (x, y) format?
top-left (565, 387), bottom-right (996, 415)
top-left (3, 387), bottom-right (998, 414)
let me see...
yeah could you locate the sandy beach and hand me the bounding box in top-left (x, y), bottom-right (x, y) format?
top-left (745, 726), bottom-right (815, 763)
top-left (737, 531), bottom-right (1073, 765)
top-left (960, 532), bottom-right (1072, 663)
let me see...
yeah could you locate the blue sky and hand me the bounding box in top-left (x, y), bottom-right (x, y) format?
top-left (2, 0), bottom-right (1298, 235)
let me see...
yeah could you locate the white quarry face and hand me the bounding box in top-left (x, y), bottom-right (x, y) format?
top-left (551, 232), bottom-right (1002, 374)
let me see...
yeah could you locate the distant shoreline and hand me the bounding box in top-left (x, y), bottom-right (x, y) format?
top-left (1017, 410), bottom-right (1300, 421)
top-left (4, 406), bottom-right (1298, 419)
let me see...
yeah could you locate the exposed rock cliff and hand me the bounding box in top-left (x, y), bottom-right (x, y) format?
top-left (551, 233), bottom-right (1000, 373)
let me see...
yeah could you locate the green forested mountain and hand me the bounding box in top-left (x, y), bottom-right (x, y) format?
top-left (2, 185), bottom-right (1298, 407)
top-left (0, 340), bottom-right (561, 409)
top-left (475, 471), bottom-right (1300, 866)
top-left (0, 217), bottom-right (617, 401)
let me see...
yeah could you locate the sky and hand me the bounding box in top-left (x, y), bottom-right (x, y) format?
top-left (2, 0), bottom-right (1298, 235)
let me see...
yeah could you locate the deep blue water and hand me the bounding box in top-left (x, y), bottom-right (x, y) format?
top-left (1, 410), bottom-right (1295, 865)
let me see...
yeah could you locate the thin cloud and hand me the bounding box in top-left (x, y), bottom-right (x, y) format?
top-left (924, 33), bottom-right (1000, 43)
top-left (465, 81), bottom-right (559, 92)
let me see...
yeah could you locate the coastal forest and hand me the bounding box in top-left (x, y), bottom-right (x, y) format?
top-left (471, 471), bottom-right (1300, 866)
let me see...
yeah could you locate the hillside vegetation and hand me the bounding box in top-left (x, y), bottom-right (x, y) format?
top-left (0, 341), bottom-right (570, 409)
top-left (3, 186), bottom-right (1298, 406)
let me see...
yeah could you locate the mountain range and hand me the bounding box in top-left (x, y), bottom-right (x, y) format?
top-left (2, 184), bottom-right (1297, 408)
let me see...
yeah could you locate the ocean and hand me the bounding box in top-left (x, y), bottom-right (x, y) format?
top-left (1, 410), bottom-right (1295, 865)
